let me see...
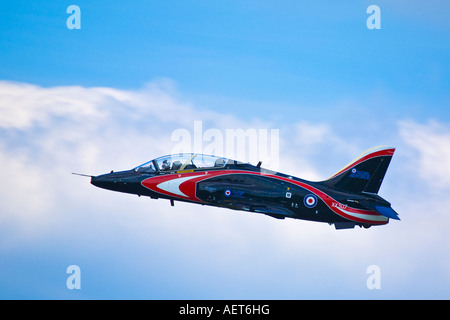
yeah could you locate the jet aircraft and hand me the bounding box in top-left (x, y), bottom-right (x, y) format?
top-left (76, 146), bottom-right (399, 229)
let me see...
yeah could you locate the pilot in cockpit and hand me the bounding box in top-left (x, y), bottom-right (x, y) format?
top-left (161, 159), bottom-right (171, 171)
top-left (214, 158), bottom-right (225, 167)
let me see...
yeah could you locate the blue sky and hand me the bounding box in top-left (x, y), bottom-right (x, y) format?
top-left (1, 1), bottom-right (448, 115)
top-left (0, 1), bottom-right (449, 299)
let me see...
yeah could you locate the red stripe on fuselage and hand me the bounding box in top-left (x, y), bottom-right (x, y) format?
top-left (141, 170), bottom-right (247, 202)
top-left (141, 169), bottom-right (387, 224)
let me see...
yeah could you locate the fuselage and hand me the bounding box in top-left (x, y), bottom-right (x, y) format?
top-left (90, 153), bottom-right (393, 229)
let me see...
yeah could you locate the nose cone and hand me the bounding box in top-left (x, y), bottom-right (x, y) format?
top-left (90, 170), bottom-right (143, 194)
top-left (91, 173), bottom-right (113, 190)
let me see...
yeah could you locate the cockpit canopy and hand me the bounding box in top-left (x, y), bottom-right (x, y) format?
top-left (134, 153), bottom-right (243, 173)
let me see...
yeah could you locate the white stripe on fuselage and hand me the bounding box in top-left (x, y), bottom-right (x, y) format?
top-left (156, 175), bottom-right (202, 198)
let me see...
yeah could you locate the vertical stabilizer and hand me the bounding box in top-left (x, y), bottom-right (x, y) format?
top-left (321, 146), bottom-right (395, 194)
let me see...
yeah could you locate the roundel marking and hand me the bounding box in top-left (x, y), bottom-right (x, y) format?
top-left (304, 194), bottom-right (318, 208)
top-left (351, 168), bottom-right (357, 174)
top-left (224, 189), bottom-right (232, 197)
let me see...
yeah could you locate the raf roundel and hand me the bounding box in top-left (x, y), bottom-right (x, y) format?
top-left (224, 189), bottom-right (232, 197)
top-left (304, 194), bottom-right (318, 208)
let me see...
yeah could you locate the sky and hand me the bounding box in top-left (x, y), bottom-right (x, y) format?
top-left (0, 1), bottom-right (449, 299)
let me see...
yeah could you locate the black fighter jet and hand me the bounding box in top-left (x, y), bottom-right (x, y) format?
top-left (76, 146), bottom-right (399, 229)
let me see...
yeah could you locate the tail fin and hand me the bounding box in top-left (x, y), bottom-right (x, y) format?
top-left (321, 146), bottom-right (395, 194)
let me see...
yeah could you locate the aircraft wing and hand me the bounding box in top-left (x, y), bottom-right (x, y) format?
top-left (217, 200), bottom-right (294, 219)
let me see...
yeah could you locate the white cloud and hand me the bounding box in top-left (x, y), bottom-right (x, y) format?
top-left (1, 80), bottom-right (449, 298)
top-left (0, 81), bottom-right (106, 130)
top-left (398, 119), bottom-right (450, 188)
top-left (0, 80), bottom-right (282, 240)
top-left (0, 144), bottom-right (53, 224)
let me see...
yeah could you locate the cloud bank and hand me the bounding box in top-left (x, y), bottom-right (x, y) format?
top-left (0, 80), bottom-right (449, 299)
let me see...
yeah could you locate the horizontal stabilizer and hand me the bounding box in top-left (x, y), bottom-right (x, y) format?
top-left (354, 198), bottom-right (400, 220)
top-left (375, 205), bottom-right (400, 220)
